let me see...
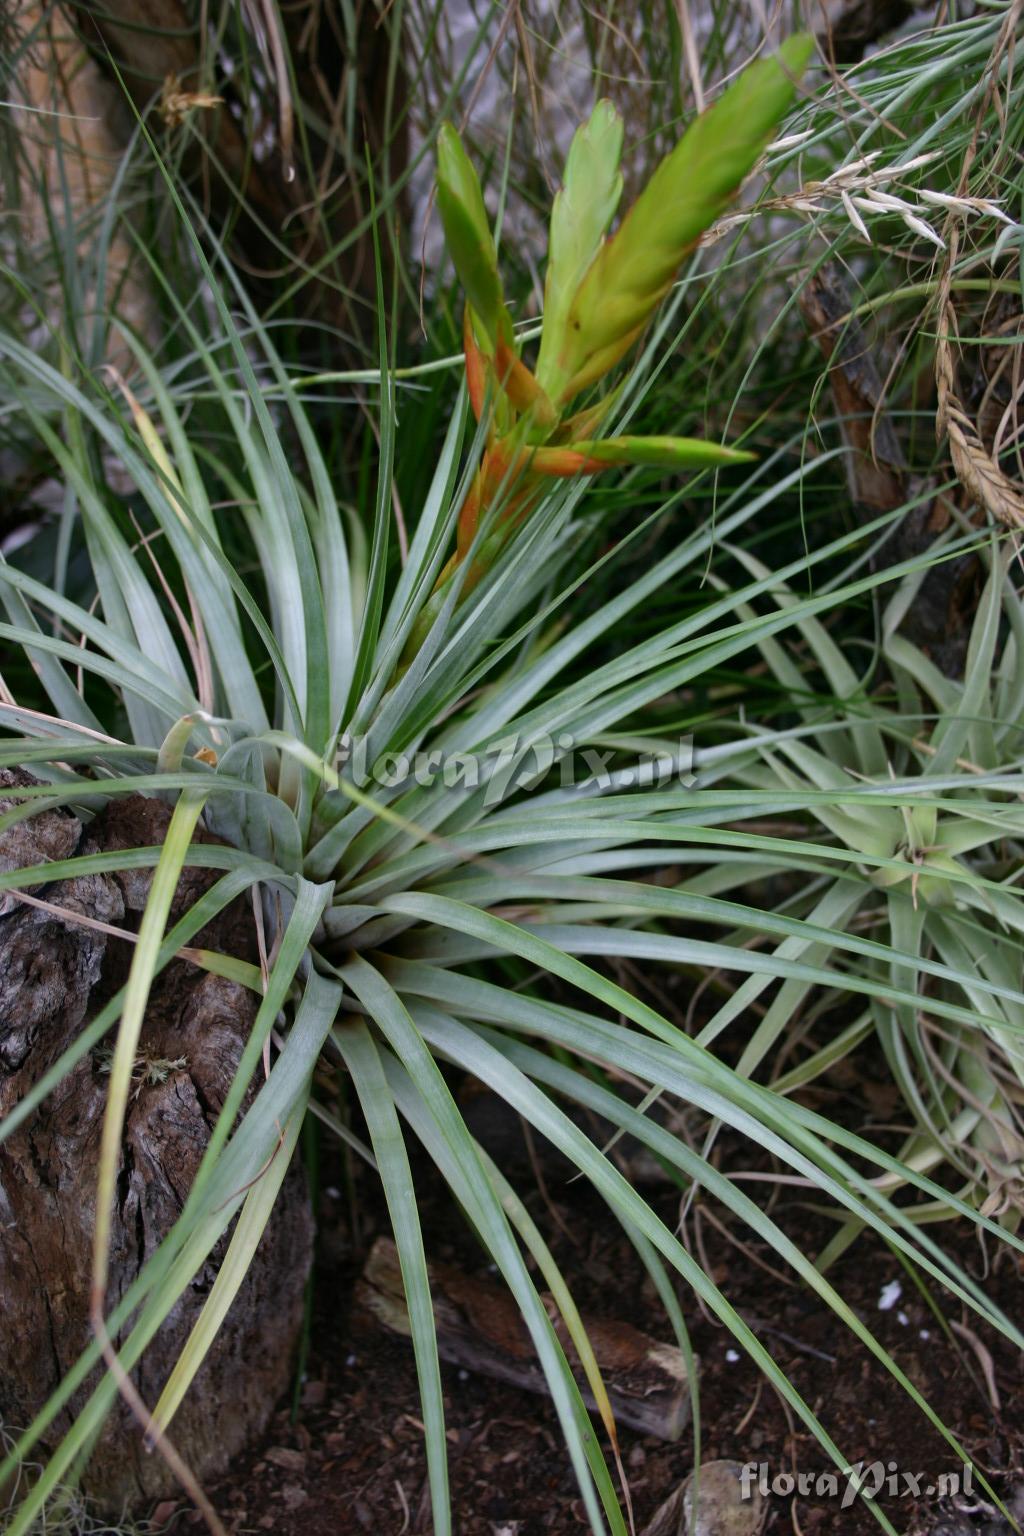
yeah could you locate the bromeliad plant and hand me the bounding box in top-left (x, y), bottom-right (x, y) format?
top-left (703, 532), bottom-right (1024, 1242)
top-left (3, 35), bottom-right (1024, 1536)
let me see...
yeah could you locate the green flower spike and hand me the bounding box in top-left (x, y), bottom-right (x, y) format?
top-left (418, 35), bottom-right (813, 654)
top-left (550, 33), bottom-right (814, 405)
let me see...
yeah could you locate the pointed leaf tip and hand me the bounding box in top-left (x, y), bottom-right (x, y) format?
top-left (568, 435), bottom-right (757, 470)
top-left (556, 39), bottom-right (813, 402)
top-left (435, 123), bottom-right (508, 346)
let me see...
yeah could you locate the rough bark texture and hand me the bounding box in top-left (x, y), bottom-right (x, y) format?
top-left (0, 773), bottom-right (313, 1512)
top-left (11, 2), bottom-right (155, 376)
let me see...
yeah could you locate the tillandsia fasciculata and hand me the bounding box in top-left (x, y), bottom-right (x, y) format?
top-left (402, 33), bottom-right (813, 665)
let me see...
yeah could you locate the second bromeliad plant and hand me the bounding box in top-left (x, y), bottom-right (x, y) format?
top-left (415, 32), bottom-right (811, 644)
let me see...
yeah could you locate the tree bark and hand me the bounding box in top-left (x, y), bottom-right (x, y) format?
top-left (0, 773), bottom-right (312, 1513)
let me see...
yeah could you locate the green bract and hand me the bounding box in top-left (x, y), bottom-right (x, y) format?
top-left (534, 98), bottom-right (625, 398)
top-left (569, 434), bottom-right (756, 469)
top-left (435, 122), bottom-right (510, 347)
top-left (557, 34), bottom-right (813, 402)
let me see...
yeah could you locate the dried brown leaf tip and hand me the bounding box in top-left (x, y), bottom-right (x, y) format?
top-left (161, 74), bottom-right (224, 129)
top-left (937, 311), bottom-right (1024, 532)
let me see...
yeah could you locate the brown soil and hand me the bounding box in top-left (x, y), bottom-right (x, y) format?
top-left (157, 1130), bottom-right (1024, 1536)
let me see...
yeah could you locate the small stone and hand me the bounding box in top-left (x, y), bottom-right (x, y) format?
top-left (151, 1501), bottom-right (178, 1527)
top-left (877, 1278), bottom-right (902, 1311)
top-left (682, 1460), bottom-right (766, 1536)
top-left (265, 1444), bottom-right (306, 1473)
top-left (281, 1484), bottom-right (308, 1511)
top-left (641, 1462), bottom-right (767, 1536)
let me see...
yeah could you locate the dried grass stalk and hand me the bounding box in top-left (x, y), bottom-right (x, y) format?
top-left (936, 298), bottom-right (1024, 531)
top-left (933, 0), bottom-right (1024, 531)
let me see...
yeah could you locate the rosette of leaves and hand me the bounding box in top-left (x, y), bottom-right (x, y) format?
top-left (698, 533), bottom-right (1024, 1243)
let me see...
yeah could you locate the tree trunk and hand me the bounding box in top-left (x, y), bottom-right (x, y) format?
top-left (0, 773), bottom-right (312, 1513)
top-left (67, 0), bottom-right (408, 334)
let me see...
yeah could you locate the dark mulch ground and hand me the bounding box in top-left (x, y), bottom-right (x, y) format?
top-left (158, 1088), bottom-right (1024, 1536)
